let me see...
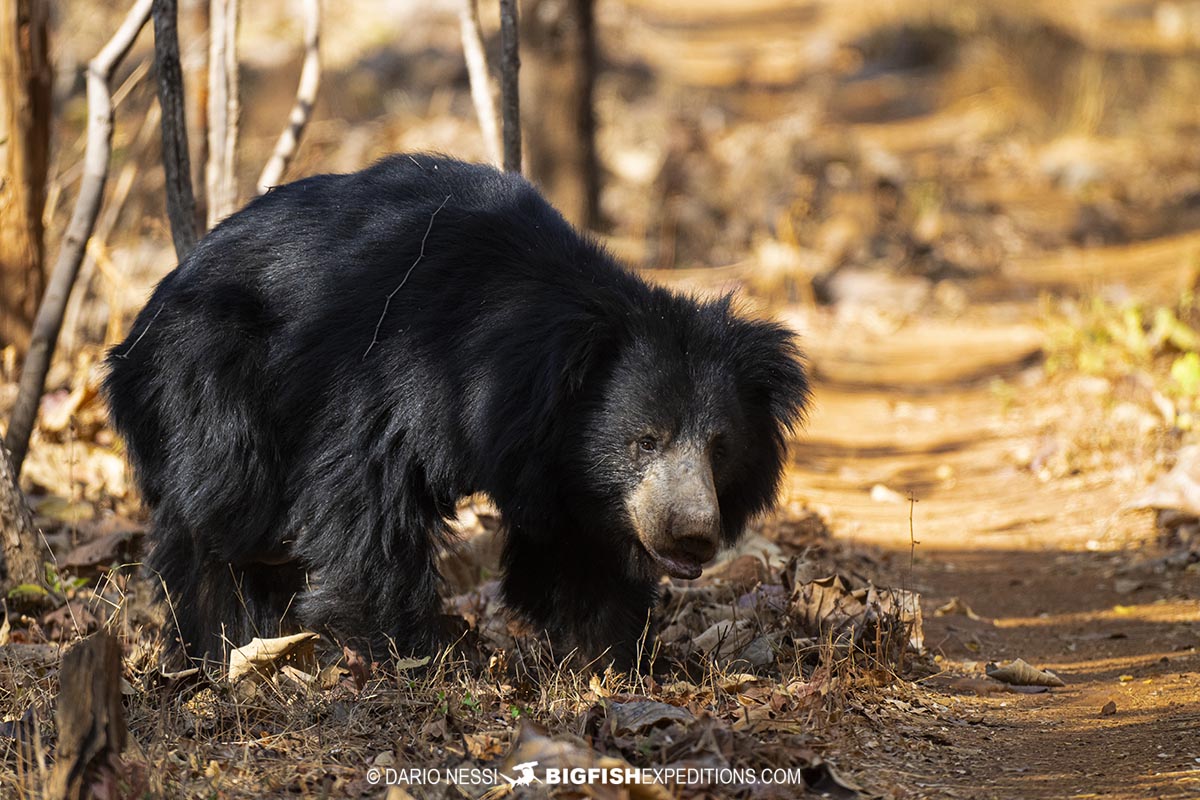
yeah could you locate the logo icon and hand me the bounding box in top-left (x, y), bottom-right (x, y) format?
top-left (501, 761), bottom-right (539, 786)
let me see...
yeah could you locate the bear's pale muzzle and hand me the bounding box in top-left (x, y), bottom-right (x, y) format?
top-left (628, 445), bottom-right (720, 579)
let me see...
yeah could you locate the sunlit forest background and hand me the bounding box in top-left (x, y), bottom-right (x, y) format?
top-left (2, 1), bottom-right (1199, 798)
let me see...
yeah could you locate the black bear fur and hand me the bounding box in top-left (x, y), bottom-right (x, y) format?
top-left (104, 154), bottom-right (809, 669)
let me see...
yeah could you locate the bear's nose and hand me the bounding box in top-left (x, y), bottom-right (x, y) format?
top-left (663, 456), bottom-right (720, 562)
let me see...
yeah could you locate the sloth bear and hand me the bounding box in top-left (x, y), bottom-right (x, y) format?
top-left (105, 154), bottom-right (809, 669)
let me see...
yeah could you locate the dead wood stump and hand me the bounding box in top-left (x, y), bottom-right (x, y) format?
top-left (47, 631), bottom-right (126, 800)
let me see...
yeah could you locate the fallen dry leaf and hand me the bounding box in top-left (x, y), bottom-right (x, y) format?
top-left (41, 600), bottom-right (101, 641)
top-left (228, 632), bottom-right (319, 683)
top-left (421, 715), bottom-right (448, 741)
top-left (62, 529), bottom-right (143, 572)
top-left (607, 700), bottom-right (694, 736)
top-left (706, 553), bottom-right (771, 590)
top-left (693, 618), bottom-right (755, 656)
top-left (589, 673), bottom-right (613, 698)
top-left (719, 673), bottom-right (762, 692)
top-left (465, 731), bottom-right (507, 760)
top-left (784, 679), bottom-right (821, 701)
top-left (394, 655), bottom-right (432, 671)
top-left (279, 665), bottom-right (319, 688)
top-left (492, 720), bottom-right (672, 799)
top-left (791, 574), bottom-right (924, 658)
top-left (934, 597), bottom-right (986, 621)
top-left (985, 658), bottom-right (1065, 687)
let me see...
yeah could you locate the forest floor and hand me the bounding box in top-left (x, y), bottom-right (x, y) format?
top-left (647, 189), bottom-right (1200, 798)
top-left (768, 273), bottom-right (1200, 798)
top-left (3, 0), bottom-right (1200, 798)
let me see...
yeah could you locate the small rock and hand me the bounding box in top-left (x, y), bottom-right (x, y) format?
top-left (870, 484), bottom-right (906, 504)
top-left (1113, 578), bottom-right (1143, 595)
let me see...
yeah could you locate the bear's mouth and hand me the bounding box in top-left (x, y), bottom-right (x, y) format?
top-left (640, 542), bottom-right (704, 580)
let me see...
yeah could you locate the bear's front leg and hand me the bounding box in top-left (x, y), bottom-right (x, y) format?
top-left (500, 529), bottom-right (660, 671)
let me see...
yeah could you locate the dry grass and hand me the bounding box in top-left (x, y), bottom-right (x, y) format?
top-left (1, 511), bottom-right (924, 798)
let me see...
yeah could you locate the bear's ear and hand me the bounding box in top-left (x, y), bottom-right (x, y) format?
top-left (514, 306), bottom-right (616, 430)
top-left (734, 319), bottom-right (811, 440)
top-left (483, 306), bottom-right (617, 510)
top-left (558, 316), bottom-right (614, 396)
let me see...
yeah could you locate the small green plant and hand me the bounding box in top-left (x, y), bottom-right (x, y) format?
top-left (1046, 292), bottom-right (1200, 403)
top-left (6, 581), bottom-right (48, 603)
top-left (45, 561), bottom-right (88, 596)
top-left (6, 562), bottom-right (87, 604)
top-left (1170, 352), bottom-right (1200, 397)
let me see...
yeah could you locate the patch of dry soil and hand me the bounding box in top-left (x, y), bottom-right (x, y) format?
top-left (783, 291), bottom-right (1199, 798)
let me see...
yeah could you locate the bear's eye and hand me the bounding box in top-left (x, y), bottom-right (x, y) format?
top-left (710, 434), bottom-right (728, 461)
top-left (637, 436), bottom-right (658, 453)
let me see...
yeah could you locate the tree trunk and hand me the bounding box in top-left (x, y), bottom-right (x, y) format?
top-left (206, 0), bottom-right (238, 226)
top-left (0, 0), bottom-right (51, 355)
top-left (5, 0), bottom-right (153, 478)
top-left (459, 0), bottom-right (501, 167)
top-left (0, 441), bottom-right (39, 592)
top-left (499, 0), bottom-right (521, 174)
top-left (181, 0), bottom-right (208, 230)
top-left (520, 0), bottom-right (597, 230)
top-left (47, 632), bottom-right (127, 800)
top-left (152, 0), bottom-right (199, 258)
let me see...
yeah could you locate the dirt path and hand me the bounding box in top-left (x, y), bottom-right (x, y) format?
top-left (782, 289), bottom-right (1200, 798)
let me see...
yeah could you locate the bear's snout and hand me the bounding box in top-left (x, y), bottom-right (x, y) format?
top-left (628, 445), bottom-right (720, 580)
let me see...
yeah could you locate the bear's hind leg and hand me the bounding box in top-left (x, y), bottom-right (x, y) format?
top-left (146, 510), bottom-right (302, 666)
top-left (144, 520), bottom-right (243, 666)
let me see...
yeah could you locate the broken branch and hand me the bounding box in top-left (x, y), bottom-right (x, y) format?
top-left (4, 0), bottom-right (153, 478)
top-left (458, 0), bottom-right (501, 167)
